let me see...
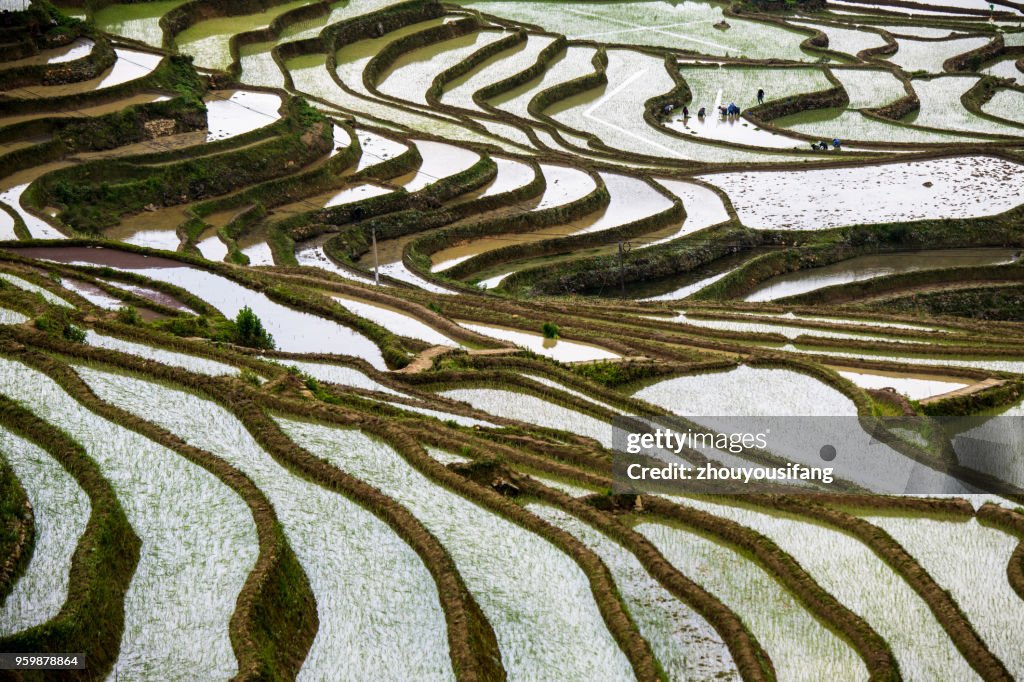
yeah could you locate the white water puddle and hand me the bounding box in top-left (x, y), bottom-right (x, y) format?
top-left (18, 248), bottom-right (387, 368)
top-left (323, 182), bottom-right (393, 208)
top-left (82, 370), bottom-right (455, 681)
top-left (835, 368), bottom-right (968, 400)
top-left (0, 360), bottom-right (257, 680)
top-left (458, 320), bottom-right (619, 362)
top-left (239, 239), bottom-right (275, 266)
top-left (476, 271), bottom-right (513, 289)
top-left (424, 446), bottom-right (472, 465)
top-left (2, 37), bottom-right (94, 67)
top-left (880, 24), bottom-right (966, 38)
top-left (531, 475), bottom-right (599, 498)
top-left (58, 277), bottom-right (124, 309)
top-left (635, 365), bottom-right (856, 417)
top-left (731, 310), bottom-right (942, 332)
top-left (910, 76), bottom-right (1024, 136)
top-left (280, 419), bottom-right (634, 681)
top-left (397, 140), bottom-right (480, 193)
top-left (536, 164), bottom-right (598, 209)
top-left (295, 238), bottom-right (383, 285)
top-left (204, 90), bottom-right (282, 141)
top-left (0, 204), bottom-right (17, 240)
top-left (0, 428), bottom-right (90, 636)
top-left (0, 308), bottom-right (28, 324)
top-left (662, 311), bottom-right (904, 343)
top-left (461, 157), bottom-right (537, 200)
top-left (828, 67), bottom-right (908, 110)
top-left (886, 36), bottom-right (990, 73)
top-left (639, 267), bottom-right (739, 302)
top-left (783, 344), bottom-right (1024, 376)
top-left (982, 56), bottom-right (1023, 83)
top-left (0, 272), bottom-right (72, 307)
top-left (381, 400), bottom-right (496, 428)
top-left (703, 156), bottom-right (1024, 230)
top-left (9, 48), bottom-right (162, 98)
top-left (239, 45), bottom-right (285, 90)
top-left (100, 48), bottom-right (163, 88)
top-left (570, 173), bottom-right (675, 235)
top-left (332, 295), bottom-right (462, 347)
top-left (830, 0), bottom-right (994, 16)
top-left (788, 20), bottom-right (886, 57)
top-left (377, 260), bottom-right (455, 294)
top-left (280, 359), bottom-right (404, 396)
top-left (86, 331), bottom-right (239, 377)
top-left (442, 387), bottom-right (614, 446)
top-left (0, 184), bottom-right (66, 239)
top-left (642, 179), bottom-right (730, 247)
top-left (350, 130), bottom-right (409, 173)
top-left (195, 230), bottom-right (228, 262)
top-left (744, 248), bottom-right (1019, 301)
top-left (102, 279), bottom-right (194, 313)
top-left (524, 373), bottom-right (626, 414)
top-left (111, 226), bottom-right (180, 251)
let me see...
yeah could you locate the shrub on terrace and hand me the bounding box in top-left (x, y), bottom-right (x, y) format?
top-left (233, 306), bottom-right (275, 350)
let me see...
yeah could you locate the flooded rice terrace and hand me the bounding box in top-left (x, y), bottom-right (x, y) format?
top-left (2, 0), bottom-right (1024, 678)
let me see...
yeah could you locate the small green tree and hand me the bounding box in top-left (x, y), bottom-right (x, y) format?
top-left (541, 322), bottom-right (560, 339)
top-left (234, 306), bottom-right (275, 349)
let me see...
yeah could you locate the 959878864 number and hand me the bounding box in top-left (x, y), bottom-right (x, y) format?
top-left (0, 653), bottom-right (86, 670)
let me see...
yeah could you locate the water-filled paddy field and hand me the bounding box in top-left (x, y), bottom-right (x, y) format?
top-left (2, 0), bottom-right (1024, 677)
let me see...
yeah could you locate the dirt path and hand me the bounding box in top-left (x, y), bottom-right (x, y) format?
top-left (397, 345), bottom-right (520, 374)
top-left (919, 377), bottom-right (1007, 405)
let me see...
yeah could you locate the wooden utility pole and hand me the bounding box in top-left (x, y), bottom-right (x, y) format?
top-left (372, 226), bottom-right (379, 286)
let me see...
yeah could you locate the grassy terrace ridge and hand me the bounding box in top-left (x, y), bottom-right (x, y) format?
top-left (2, 0), bottom-right (1024, 679)
top-left (0, 387), bottom-right (139, 682)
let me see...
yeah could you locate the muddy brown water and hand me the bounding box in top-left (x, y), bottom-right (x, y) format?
top-left (745, 248), bottom-right (1021, 302)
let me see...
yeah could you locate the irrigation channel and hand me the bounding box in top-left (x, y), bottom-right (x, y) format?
top-left (1, 0), bottom-right (1024, 679)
